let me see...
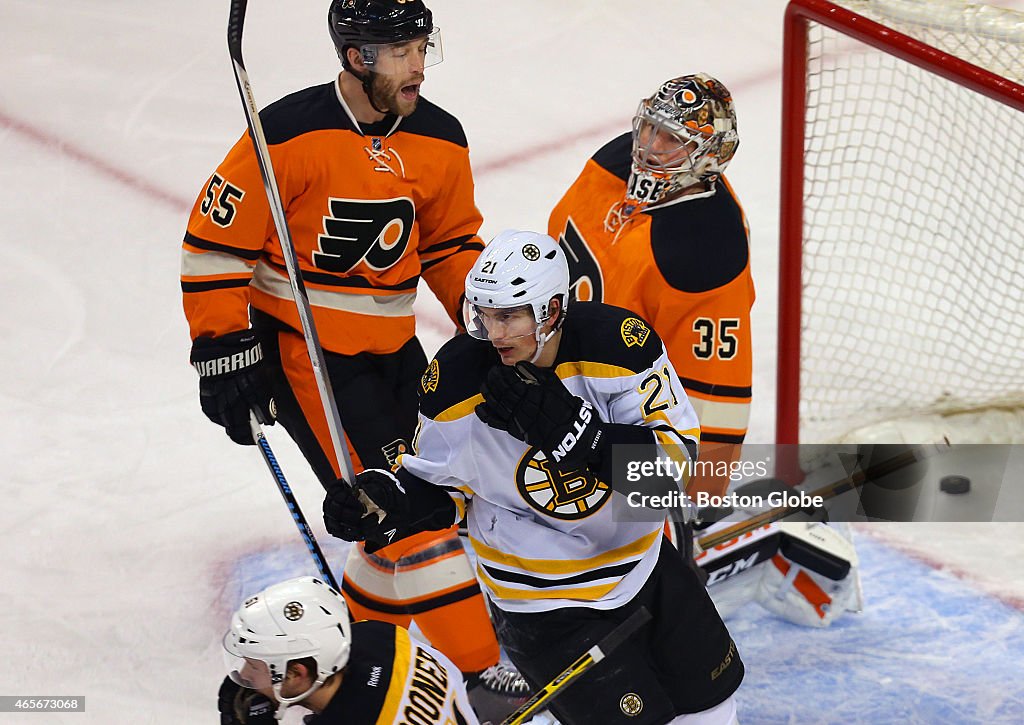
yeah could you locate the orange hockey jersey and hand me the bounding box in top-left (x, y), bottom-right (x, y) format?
top-left (549, 133), bottom-right (754, 444)
top-left (181, 76), bottom-right (483, 355)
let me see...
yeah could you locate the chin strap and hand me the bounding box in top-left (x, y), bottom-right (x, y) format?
top-left (272, 679), bottom-right (326, 721)
top-left (529, 326), bottom-right (558, 364)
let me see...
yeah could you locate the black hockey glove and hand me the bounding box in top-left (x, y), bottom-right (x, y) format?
top-left (323, 469), bottom-right (410, 553)
top-left (477, 361), bottom-right (605, 472)
top-left (190, 330), bottom-right (276, 446)
top-left (217, 676), bottom-right (276, 725)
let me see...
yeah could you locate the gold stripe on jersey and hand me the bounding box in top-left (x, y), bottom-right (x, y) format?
top-left (428, 362), bottom-right (639, 424)
top-left (476, 567), bottom-right (619, 602)
top-left (251, 261), bottom-right (417, 318)
top-left (433, 394), bottom-right (484, 423)
top-left (554, 360), bottom-right (638, 380)
top-left (449, 491), bottom-right (467, 521)
top-left (469, 528), bottom-right (659, 576)
top-left (377, 626), bottom-right (413, 725)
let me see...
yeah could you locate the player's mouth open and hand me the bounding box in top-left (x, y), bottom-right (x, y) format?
top-left (401, 84), bottom-right (420, 100)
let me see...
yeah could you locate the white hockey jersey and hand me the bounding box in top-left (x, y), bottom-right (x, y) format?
top-left (399, 302), bottom-right (700, 613)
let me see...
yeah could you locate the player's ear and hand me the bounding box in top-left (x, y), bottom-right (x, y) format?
top-left (546, 296), bottom-right (563, 329)
top-left (286, 659), bottom-right (313, 684)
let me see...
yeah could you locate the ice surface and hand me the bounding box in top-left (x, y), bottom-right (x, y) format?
top-left (1, 1), bottom-right (1022, 722)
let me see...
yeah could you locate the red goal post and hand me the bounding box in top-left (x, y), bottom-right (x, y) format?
top-left (777, 0), bottom-right (1024, 444)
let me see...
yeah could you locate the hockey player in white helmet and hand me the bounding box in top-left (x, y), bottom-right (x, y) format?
top-left (218, 576), bottom-right (478, 724)
top-left (323, 230), bottom-right (743, 724)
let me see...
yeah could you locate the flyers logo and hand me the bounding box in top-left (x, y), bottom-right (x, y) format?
top-left (558, 217), bottom-right (604, 303)
top-left (659, 78), bottom-right (702, 109)
top-left (381, 438), bottom-right (410, 469)
top-left (621, 317), bottom-right (651, 348)
top-left (515, 447), bottom-right (611, 520)
top-left (314, 197), bottom-right (415, 273)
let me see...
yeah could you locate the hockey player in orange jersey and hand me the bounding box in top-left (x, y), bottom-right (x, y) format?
top-left (182, 0), bottom-right (523, 707)
top-left (548, 73), bottom-right (754, 503)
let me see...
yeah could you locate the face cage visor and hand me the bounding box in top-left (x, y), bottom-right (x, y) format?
top-left (631, 111), bottom-right (714, 177)
top-left (463, 302), bottom-right (542, 343)
top-left (359, 28), bottom-right (442, 74)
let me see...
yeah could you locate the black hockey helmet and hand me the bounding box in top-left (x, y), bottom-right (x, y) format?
top-left (328, 0), bottom-right (434, 68)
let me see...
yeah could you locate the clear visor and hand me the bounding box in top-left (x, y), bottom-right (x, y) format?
top-left (463, 301), bottom-right (539, 342)
top-left (360, 28), bottom-right (443, 74)
top-left (224, 648), bottom-right (275, 691)
top-left (632, 112), bottom-right (709, 174)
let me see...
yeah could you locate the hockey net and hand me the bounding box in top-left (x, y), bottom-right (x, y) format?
top-left (777, 0), bottom-right (1024, 444)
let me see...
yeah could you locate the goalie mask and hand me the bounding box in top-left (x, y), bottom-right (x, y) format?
top-left (329, 0), bottom-right (442, 74)
top-left (626, 73), bottom-right (739, 209)
top-left (223, 577), bottom-right (352, 710)
top-left (464, 230), bottom-right (569, 363)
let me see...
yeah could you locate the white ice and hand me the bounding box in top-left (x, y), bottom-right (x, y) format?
top-left (1, 1), bottom-right (1022, 722)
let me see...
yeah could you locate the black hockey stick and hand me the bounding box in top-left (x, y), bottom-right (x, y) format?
top-left (249, 413), bottom-right (339, 590)
top-left (696, 442), bottom-right (948, 551)
top-left (227, 0), bottom-right (356, 486)
top-left (500, 607), bottom-right (652, 725)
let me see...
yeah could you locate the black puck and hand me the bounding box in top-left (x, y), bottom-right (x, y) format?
top-left (939, 475), bottom-right (971, 495)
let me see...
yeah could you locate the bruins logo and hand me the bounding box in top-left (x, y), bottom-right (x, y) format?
top-left (522, 243), bottom-right (541, 261)
top-left (515, 447), bottom-right (611, 520)
top-left (620, 317), bottom-right (651, 348)
top-left (619, 693), bottom-right (643, 716)
top-left (282, 601), bottom-right (304, 621)
top-left (421, 359), bottom-right (439, 393)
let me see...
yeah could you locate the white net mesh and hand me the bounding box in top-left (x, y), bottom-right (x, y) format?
top-left (796, 0), bottom-right (1024, 443)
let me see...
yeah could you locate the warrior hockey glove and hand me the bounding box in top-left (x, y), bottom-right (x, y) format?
top-left (217, 676), bottom-right (276, 725)
top-left (190, 330), bottom-right (276, 446)
top-left (323, 469), bottom-right (410, 553)
top-left (477, 361), bottom-right (605, 472)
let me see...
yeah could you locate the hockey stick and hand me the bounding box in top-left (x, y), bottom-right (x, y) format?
top-left (500, 607), bottom-right (652, 725)
top-left (696, 442), bottom-right (948, 551)
top-left (227, 0), bottom-right (356, 486)
top-left (249, 412), bottom-right (339, 590)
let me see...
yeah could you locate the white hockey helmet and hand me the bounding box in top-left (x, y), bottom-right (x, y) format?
top-left (223, 576), bottom-right (352, 709)
top-left (628, 73), bottom-right (739, 206)
top-left (463, 230), bottom-right (569, 360)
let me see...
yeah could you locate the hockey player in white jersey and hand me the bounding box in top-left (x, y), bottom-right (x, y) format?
top-left (218, 576), bottom-right (479, 724)
top-left (323, 230), bottom-right (743, 725)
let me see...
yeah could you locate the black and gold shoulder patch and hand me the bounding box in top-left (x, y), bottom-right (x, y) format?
top-left (620, 317), bottom-right (651, 348)
top-left (558, 302), bottom-right (663, 375)
top-left (421, 359), bottom-right (440, 394)
top-left (418, 334), bottom-right (497, 420)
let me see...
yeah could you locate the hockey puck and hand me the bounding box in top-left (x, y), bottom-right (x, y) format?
top-left (939, 475), bottom-right (971, 495)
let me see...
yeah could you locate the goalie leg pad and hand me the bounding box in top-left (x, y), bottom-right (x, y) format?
top-left (754, 523), bottom-right (860, 628)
